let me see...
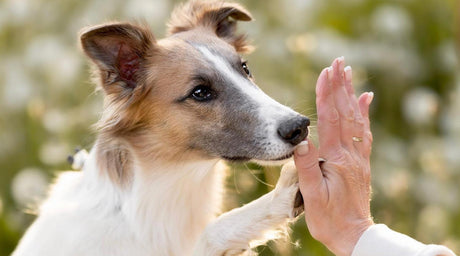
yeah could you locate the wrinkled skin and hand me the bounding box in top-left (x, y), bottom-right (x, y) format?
top-left (294, 57), bottom-right (374, 256)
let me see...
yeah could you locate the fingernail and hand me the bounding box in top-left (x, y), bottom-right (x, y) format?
top-left (367, 92), bottom-right (374, 105)
top-left (296, 140), bottom-right (309, 156)
top-left (327, 66), bottom-right (333, 82)
top-left (338, 56), bottom-right (345, 69)
top-left (344, 66), bottom-right (352, 81)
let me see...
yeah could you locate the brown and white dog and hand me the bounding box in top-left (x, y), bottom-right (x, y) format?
top-left (13, 1), bottom-right (310, 255)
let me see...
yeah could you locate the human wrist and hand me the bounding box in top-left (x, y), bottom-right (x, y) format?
top-left (329, 218), bottom-right (374, 256)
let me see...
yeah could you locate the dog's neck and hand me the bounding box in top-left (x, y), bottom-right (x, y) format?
top-left (82, 139), bottom-right (225, 254)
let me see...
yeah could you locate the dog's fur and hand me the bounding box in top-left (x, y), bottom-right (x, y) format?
top-left (13, 1), bottom-right (310, 255)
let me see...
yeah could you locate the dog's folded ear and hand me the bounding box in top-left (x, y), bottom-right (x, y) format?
top-left (80, 23), bottom-right (155, 94)
top-left (167, 0), bottom-right (253, 53)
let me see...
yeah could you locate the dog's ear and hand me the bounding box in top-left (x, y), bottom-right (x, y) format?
top-left (80, 23), bottom-right (155, 95)
top-left (167, 1), bottom-right (253, 53)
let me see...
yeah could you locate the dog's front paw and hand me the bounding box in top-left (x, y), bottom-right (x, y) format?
top-left (271, 161), bottom-right (304, 218)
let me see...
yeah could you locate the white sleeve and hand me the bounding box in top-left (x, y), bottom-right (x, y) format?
top-left (351, 224), bottom-right (456, 256)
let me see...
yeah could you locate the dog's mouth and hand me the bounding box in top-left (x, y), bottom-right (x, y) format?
top-left (222, 151), bottom-right (294, 163)
top-left (222, 156), bottom-right (251, 162)
top-left (271, 151), bottom-right (294, 161)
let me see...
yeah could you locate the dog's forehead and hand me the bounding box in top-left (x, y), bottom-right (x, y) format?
top-left (165, 30), bottom-right (240, 65)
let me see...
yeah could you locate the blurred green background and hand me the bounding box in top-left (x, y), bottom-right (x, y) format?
top-left (0, 0), bottom-right (459, 255)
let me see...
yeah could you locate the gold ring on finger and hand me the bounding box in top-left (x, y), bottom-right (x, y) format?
top-left (352, 136), bottom-right (363, 142)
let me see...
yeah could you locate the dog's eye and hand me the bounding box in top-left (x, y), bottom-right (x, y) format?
top-left (191, 85), bottom-right (214, 102)
top-left (242, 61), bottom-right (251, 77)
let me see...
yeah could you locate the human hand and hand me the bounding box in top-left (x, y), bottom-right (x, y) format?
top-left (294, 57), bottom-right (374, 256)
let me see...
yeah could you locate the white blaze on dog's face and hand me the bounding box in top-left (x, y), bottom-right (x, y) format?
top-left (80, 1), bottom-right (309, 165)
top-left (166, 32), bottom-right (309, 162)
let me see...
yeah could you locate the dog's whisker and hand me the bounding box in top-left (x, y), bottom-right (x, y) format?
top-left (243, 163), bottom-right (274, 188)
top-left (233, 166), bottom-right (241, 195)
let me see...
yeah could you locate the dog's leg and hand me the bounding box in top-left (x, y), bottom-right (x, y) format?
top-left (193, 161), bottom-right (303, 256)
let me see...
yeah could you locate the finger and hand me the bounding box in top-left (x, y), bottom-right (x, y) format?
top-left (316, 67), bottom-right (341, 149)
top-left (344, 65), bottom-right (355, 96)
top-left (344, 66), bottom-right (366, 152)
top-left (331, 57), bottom-right (355, 149)
top-left (344, 66), bottom-right (361, 117)
top-left (331, 56), bottom-right (345, 86)
top-left (358, 92), bottom-right (373, 125)
top-left (358, 92), bottom-right (374, 158)
top-left (294, 139), bottom-right (323, 195)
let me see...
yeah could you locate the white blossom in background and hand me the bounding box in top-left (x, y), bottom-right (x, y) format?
top-left (25, 36), bottom-right (82, 87)
top-left (1, 58), bottom-right (34, 111)
top-left (39, 141), bottom-right (70, 165)
top-left (415, 174), bottom-right (459, 211)
top-left (443, 139), bottom-right (460, 170)
top-left (379, 167), bottom-right (410, 199)
top-left (371, 5), bottom-right (412, 39)
top-left (67, 2), bottom-right (119, 37)
top-left (285, 0), bottom-right (315, 11)
top-left (262, 33), bottom-right (290, 59)
top-left (80, 0), bottom-right (122, 25)
top-left (375, 135), bottom-right (409, 166)
top-left (402, 87), bottom-right (439, 125)
top-left (281, 0), bottom-right (316, 28)
top-left (50, 50), bottom-right (82, 87)
top-left (3, 0), bottom-right (33, 24)
top-left (11, 168), bottom-right (48, 209)
top-left (123, 0), bottom-right (170, 25)
top-left (298, 29), bottom-right (350, 66)
top-left (417, 205), bottom-right (449, 242)
top-left (441, 73), bottom-right (460, 136)
top-left (42, 109), bottom-right (70, 134)
top-left (411, 135), bottom-right (457, 181)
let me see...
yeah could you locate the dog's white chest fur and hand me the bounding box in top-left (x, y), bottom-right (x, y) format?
top-left (14, 146), bottom-right (302, 256)
top-left (13, 149), bottom-right (224, 256)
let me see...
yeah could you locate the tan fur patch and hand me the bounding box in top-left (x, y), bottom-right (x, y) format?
top-left (95, 136), bottom-right (134, 187)
top-left (167, 0), bottom-right (253, 53)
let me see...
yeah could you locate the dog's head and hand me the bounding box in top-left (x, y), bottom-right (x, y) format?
top-left (80, 0), bottom-right (309, 165)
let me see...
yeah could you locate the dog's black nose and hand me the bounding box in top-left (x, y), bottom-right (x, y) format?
top-left (277, 116), bottom-right (310, 146)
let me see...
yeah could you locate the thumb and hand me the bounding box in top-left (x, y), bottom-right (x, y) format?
top-left (294, 139), bottom-right (323, 194)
